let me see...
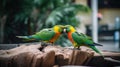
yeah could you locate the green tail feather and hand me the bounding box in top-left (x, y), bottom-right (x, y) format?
top-left (16, 36), bottom-right (30, 39)
top-left (90, 46), bottom-right (104, 58)
top-left (16, 36), bottom-right (36, 41)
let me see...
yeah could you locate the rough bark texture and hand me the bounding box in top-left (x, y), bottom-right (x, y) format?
top-left (0, 43), bottom-right (120, 67)
top-left (0, 44), bottom-right (94, 67)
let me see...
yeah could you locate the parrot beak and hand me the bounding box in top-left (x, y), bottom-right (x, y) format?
top-left (63, 28), bottom-right (66, 33)
top-left (61, 28), bottom-right (66, 33)
top-left (61, 26), bottom-right (66, 33)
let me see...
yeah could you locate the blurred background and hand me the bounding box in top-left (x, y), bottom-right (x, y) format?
top-left (0, 0), bottom-right (120, 52)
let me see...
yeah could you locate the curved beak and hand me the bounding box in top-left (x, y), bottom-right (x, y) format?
top-left (61, 26), bottom-right (66, 33)
top-left (63, 28), bottom-right (66, 33)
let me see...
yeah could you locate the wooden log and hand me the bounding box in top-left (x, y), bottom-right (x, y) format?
top-left (0, 44), bottom-right (94, 67)
top-left (0, 45), bottom-right (55, 67)
top-left (43, 45), bottom-right (94, 66)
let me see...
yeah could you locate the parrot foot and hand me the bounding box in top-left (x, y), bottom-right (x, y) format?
top-left (46, 42), bottom-right (55, 46)
top-left (40, 42), bottom-right (48, 51)
top-left (73, 47), bottom-right (81, 50)
top-left (46, 42), bottom-right (53, 46)
top-left (41, 42), bottom-right (47, 46)
top-left (77, 48), bottom-right (81, 50)
top-left (41, 41), bottom-right (53, 46)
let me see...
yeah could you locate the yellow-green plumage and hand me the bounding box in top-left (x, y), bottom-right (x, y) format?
top-left (17, 25), bottom-right (64, 43)
top-left (65, 25), bottom-right (103, 56)
top-left (17, 28), bottom-right (55, 41)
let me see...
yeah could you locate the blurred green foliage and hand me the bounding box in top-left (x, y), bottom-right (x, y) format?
top-left (0, 0), bottom-right (90, 46)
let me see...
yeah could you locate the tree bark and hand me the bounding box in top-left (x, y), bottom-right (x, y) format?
top-left (0, 44), bottom-right (94, 67)
top-left (1, 43), bottom-right (120, 67)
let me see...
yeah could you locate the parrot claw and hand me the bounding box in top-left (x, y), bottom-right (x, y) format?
top-left (41, 42), bottom-right (54, 46)
top-left (73, 47), bottom-right (81, 50)
top-left (41, 42), bottom-right (48, 46)
top-left (50, 42), bottom-right (55, 46)
top-left (47, 42), bottom-right (53, 46)
top-left (77, 48), bottom-right (81, 50)
top-left (41, 42), bottom-right (45, 45)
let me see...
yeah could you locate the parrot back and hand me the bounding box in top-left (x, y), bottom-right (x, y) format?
top-left (34, 29), bottom-right (55, 41)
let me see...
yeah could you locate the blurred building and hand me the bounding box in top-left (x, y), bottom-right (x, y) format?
top-left (75, 0), bottom-right (120, 41)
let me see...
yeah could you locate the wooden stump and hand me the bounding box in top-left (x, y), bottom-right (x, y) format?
top-left (0, 44), bottom-right (94, 67)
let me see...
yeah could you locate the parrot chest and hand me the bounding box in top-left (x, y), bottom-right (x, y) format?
top-left (68, 32), bottom-right (76, 44)
top-left (68, 33), bottom-right (78, 47)
top-left (68, 32), bottom-right (82, 47)
top-left (49, 33), bottom-right (61, 43)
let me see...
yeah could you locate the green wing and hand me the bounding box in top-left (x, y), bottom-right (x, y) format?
top-left (17, 28), bottom-right (55, 41)
top-left (72, 32), bottom-right (103, 56)
top-left (72, 32), bottom-right (94, 45)
top-left (34, 28), bottom-right (55, 41)
top-left (80, 33), bottom-right (92, 39)
top-left (72, 32), bottom-right (84, 44)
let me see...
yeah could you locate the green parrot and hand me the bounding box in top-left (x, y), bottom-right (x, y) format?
top-left (64, 25), bottom-right (103, 56)
top-left (17, 25), bottom-right (64, 44)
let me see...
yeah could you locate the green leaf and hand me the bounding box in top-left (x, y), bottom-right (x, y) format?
top-left (45, 4), bottom-right (90, 27)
